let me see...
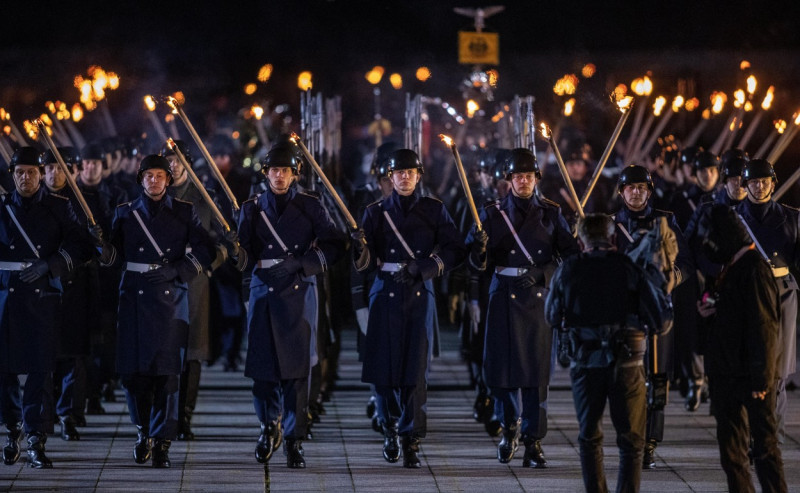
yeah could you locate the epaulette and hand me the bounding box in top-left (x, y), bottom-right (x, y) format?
top-left (173, 197), bottom-right (193, 206)
top-left (484, 199), bottom-right (500, 209)
top-left (116, 200), bottom-right (133, 209)
top-left (47, 193), bottom-right (70, 202)
top-left (300, 190), bottom-right (321, 199)
top-left (778, 202), bottom-right (800, 212)
top-left (366, 198), bottom-right (384, 209)
top-left (539, 196), bottom-right (560, 208)
top-left (653, 208), bottom-right (674, 217)
top-left (242, 196), bottom-right (258, 206)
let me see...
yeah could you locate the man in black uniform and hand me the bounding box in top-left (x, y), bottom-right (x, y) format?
top-left (697, 204), bottom-right (786, 493)
top-left (546, 213), bottom-right (670, 493)
top-left (0, 147), bottom-right (92, 468)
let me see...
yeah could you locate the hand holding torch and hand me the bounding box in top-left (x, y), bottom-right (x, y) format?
top-left (439, 134), bottom-right (482, 231)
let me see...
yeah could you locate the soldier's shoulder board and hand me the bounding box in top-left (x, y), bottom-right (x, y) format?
top-left (539, 196), bottom-right (560, 208)
top-left (173, 197), bottom-right (193, 207)
top-left (420, 195), bottom-right (444, 206)
top-left (366, 198), bottom-right (383, 209)
top-left (299, 190), bottom-right (321, 199)
top-left (778, 202), bottom-right (800, 213)
top-left (653, 208), bottom-right (674, 218)
top-left (47, 193), bottom-right (70, 202)
top-left (484, 199), bottom-right (500, 208)
top-left (116, 200), bottom-right (133, 209)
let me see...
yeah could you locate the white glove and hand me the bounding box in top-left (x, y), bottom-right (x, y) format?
top-left (356, 307), bottom-right (369, 336)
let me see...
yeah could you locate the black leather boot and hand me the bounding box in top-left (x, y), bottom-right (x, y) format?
top-left (177, 416), bottom-right (195, 441)
top-left (522, 438), bottom-right (547, 468)
top-left (59, 416), bottom-right (80, 441)
top-left (3, 424), bottom-right (23, 465)
top-left (497, 421), bottom-right (520, 464)
top-left (285, 438), bottom-right (305, 468)
top-left (382, 421), bottom-right (400, 463)
top-left (685, 383), bottom-right (702, 412)
top-left (152, 439), bottom-right (171, 468)
top-left (133, 427), bottom-right (153, 464)
top-left (642, 439), bottom-right (657, 469)
top-left (255, 421), bottom-right (283, 463)
top-left (26, 433), bottom-right (52, 469)
top-left (402, 436), bottom-right (421, 469)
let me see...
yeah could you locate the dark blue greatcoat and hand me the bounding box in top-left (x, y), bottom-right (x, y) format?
top-left (0, 187), bottom-right (91, 373)
top-left (108, 193), bottom-right (215, 376)
top-left (471, 193), bottom-right (578, 388)
top-left (359, 191), bottom-right (466, 387)
top-left (238, 187), bottom-right (345, 382)
top-left (736, 199), bottom-right (799, 378)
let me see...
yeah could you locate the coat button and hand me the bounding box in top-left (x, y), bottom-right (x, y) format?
top-left (389, 292), bottom-right (394, 297)
top-left (416, 291), bottom-right (421, 296)
top-left (268, 287), bottom-right (274, 292)
top-left (67, 281), bottom-right (73, 285)
top-left (294, 285), bottom-right (299, 290)
top-left (8, 288), bottom-right (13, 293)
top-left (537, 250), bottom-right (542, 254)
top-left (510, 249), bottom-right (515, 254)
top-left (34, 288), bottom-right (40, 293)
top-left (164, 290), bottom-right (170, 295)
top-left (294, 245), bottom-right (299, 249)
top-left (36, 245), bottom-right (41, 249)
top-left (166, 248), bottom-right (171, 253)
top-left (774, 252), bottom-right (779, 256)
top-left (390, 248), bottom-right (395, 253)
top-left (536, 292), bottom-right (542, 298)
top-left (268, 245), bottom-right (273, 249)
top-left (511, 294), bottom-right (516, 299)
top-left (9, 245), bottom-right (14, 250)
top-left (138, 290), bottom-right (144, 295)
top-left (139, 247), bottom-right (145, 252)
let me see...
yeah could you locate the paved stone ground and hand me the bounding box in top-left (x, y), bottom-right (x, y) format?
top-left (1, 328), bottom-right (798, 492)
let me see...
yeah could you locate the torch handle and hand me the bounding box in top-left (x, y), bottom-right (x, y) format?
top-left (581, 106), bottom-right (632, 208)
top-left (450, 144), bottom-right (482, 231)
top-left (737, 110), bottom-right (763, 151)
top-left (753, 129), bottom-right (778, 160)
top-left (549, 136), bottom-right (585, 218)
top-left (168, 139), bottom-right (230, 232)
top-left (36, 121), bottom-right (96, 226)
top-left (173, 103), bottom-right (240, 211)
top-left (767, 124), bottom-right (799, 165)
top-left (293, 136), bottom-right (358, 230)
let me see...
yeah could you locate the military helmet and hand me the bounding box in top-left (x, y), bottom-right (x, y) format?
top-left (388, 149), bottom-right (424, 175)
top-left (81, 142), bottom-right (107, 170)
top-left (9, 147), bottom-right (43, 172)
top-left (372, 141), bottom-right (398, 178)
top-left (477, 148), bottom-right (497, 173)
top-left (260, 143), bottom-right (300, 175)
top-left (493, 149), bottom-right (512, 180)
top-left (617, 165), bottom-right (654, 192)
top-left (719, 148), bottom-right (748, 181)
top-left (40, 147), bottom-right (82, 171)
top-left (503, 148), bottom-right (540, 179)
top-left (137, 154), bottom-right (173, 185)
top-left (742, 158), bottom-right (776, 183)
top-left (692, 150), bottom-right (720, 174)
top-left (160, 139), bottom-right (192, 163)
top-left (679, 145), bottom-right (702, 167)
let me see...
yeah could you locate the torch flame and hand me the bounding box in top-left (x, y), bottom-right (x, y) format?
top-left (165, 96), bottom-right (178, 113)
top-left (171, 92), bottom-right (186, 105)
top-left (671, 95), bottom-right (685, 112)
top-left (744, 101), bottom-right (753, 112)
top-left (701, 109), bottom-right (711, 119)
top-left (257, 64), bottom-right (273, 83)
top-left (539, 122), bottom-right (551, 139)
top-left (684, 98), bottom-right (700, 111)
top-left (288, 132), bottom-right (300, 144)
top-left (711, 92), bottom-right (727, 114)
top-left (0, 108), bottom-right (7, 120)
top-left (46, 101), bottom-right (56, 113)
top-left (465, 100), bottom-right (479, 118)
top-left (2, 126), bottom-right (9, 135)
top-left (297, 71), bottom-right (313, 91)
top-left (365, 66), bottom-right (385, 85)
top-left (581, 63), bottom-right (596, 78)
top-left (251, 105), bottom-right (264, 120)
top-left (631, 76), bottom-right (653, 96)
top-left (564, 98), bottom-right (576, 116)
top-left (653, 96), bottom-right (667, 116)
top-left (23, 120), bottom-right (39, 140)
top-left (740, 60), bottom-right (751, 70)
top-left (775, 119), bottom-right (787, 134)
top-left (553, 74), bottom-right (578, 96)
top-left (733, 89), bottom-right (745, 108)
top-left (71, 103), bottom-right (83, 122)
top-left (761, 86), bottom-right (775, 110)
top-left (491, 111), bottom-right (504, 123)
top-left (166, 138), bottom-right (177, 150)
top-left (108, 72), bottom-right (120, 90)
top-left (486, 69), bottom-right (499, 87)
top-left (439, 134), bottom-right (454, 146)
top-left (746, 75), bottom-right (757, 95)
top-left (39, 114), bottom-right (53, 126)
top-left (144, 95), bottom-right (157, 112)
top-left (416, 67), bottom-right (431, 81)
top-left (616, 96), bottom-right (633, 112)
top-left (244, 83), bottom-right (257, 95)
top-left (794, 111), bottom-right (800, 126)
top-left (389, 73), bottom-right (403, 90)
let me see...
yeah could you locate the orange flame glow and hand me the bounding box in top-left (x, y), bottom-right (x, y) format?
top-left (581, 63), bottom-right (596, 78)
top-left (46, 101), bottom-right (56, 113)
top-left (746, 75), bottom-right (757, 95)
top-left (671, 96), bottom-right (685, 113)
top-left (711, 92), bottom-right (727, 114)
top-left (466, 100), bottom-right (479, 118)
top-left (244, 83), bottom-right (257, 95)
top-left (0, 109), bottom-right (8, 121)
top-left (171, 92), bottom-right (186, 105)
top-left (775, 120), bottom-right (787, 134)
top-left (365, 66), bottom-right (384, 85)
top-left (439, 134), bottom-right (454, 146)
top-left (733, 89), bottom-right (745, 108)
top-left (653, 96), bottom-right (667, 116)
top-left (701, 109), bottom-right (711, 119)
top-left (416, 67), bottom-right (431, 81)
top-left (491, 111), bottom-right (504, 123)
top-left (71, 104), bottom-right (83, 122)
top-left (761, 86), bottom-right (775, 110)
top-left (23, 120), bottom-right (39, 140)
top-left (389, 73), bottom-right (403, 90)
top-left (258, 64), bottom-right (273, 83)
top-left (553, 74), bottom-right (578, 96)
top-left (631, 76), bottom-right (653, 96)
top-left (563, 98), bottom-right (576, 116)
top-left (108, 72), bottom-right (120, 90)
top-left (39, 114), bottom-right (53, 126)
top-left (251, 105), bottom-right (264, 120)
top-left (298, 71), bottom-right (313, 91)
top-left (744, 101), bottom-right (753, 112)
top-left (486, 69), bottom-right (499, 87)
top-left (740, 60), bottom-right (751, 70)
top-left (144, 95), bottom-right (157, 112)
top-left (539, 122), bottom-right (551, 139)
top-left (616, 96), bottom-right (633, 112)
top-left (794, 111), bottom-right (800, 126)
top-left (684, 98), bottom-right (700, 111)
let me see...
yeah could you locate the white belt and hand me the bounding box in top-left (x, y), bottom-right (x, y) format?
top-left (257, 259), bottom-right (284, 269)
top-left (380, 262), bottom-right (406, 272)
top-left (496, 266), bottom-right (529, 277)
top-left (0, 261), bottom-right (32, 271)
top-left (772, 266), bottom-right (790, 278)
top-left (126, 262), bottom-right (163, 273)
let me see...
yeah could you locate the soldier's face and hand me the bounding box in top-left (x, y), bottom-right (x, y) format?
top-left (267, 166), bottom-right (295, 194)
top-left (725, 176), bottom-right (747, 201)
top-left (80, 159), bottom-right (104, 186)
top-left (378, 176), bottom-right (393, 198)
top-left (621, 183), bottom-right (651, 211)
top-left (167, 156), bottom-right (187, 184)
top-left (390, 169), bottom-right (420, 196)
top-left (142, 169), bottom-right (169, 198)
top-left (746, 177), bottom-right (774, 204)
top-left (696, 167), bottom-right (719, 192)
top-left (43, 163), bottom-right (67, 189)
top-left (13, 165), bottom-right (41, 197)
top-left (510, 172), bottom-right (537, 199)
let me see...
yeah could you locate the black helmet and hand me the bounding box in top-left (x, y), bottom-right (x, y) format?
top-left (617, 165), bottom-right (654, 192)
top-left (160, 139), bottom-right (192, 163)
top-left (372, 141), bottom-right (398, 178)
top-left (720, 148), bottom-right (748, 181)
top-left (742, 159), bottom-right (776, 183)
top-left (9, 147), bottom-right (43, 172)
top-left (81, 143), bottom-right (107, 170)
top-left (137, 154), bottom-right (173, 185)
top-left (260, 143), bottom-right (300, 175)
top-left (679, 145), bottom-right (702, 167)
top-left (692, 150), bottom-right (720, 174)
top-left (40, 147), bottom-right (82, 171)
top-left (503, 148), bottom-right (540, 179)
top-left (477, 148), bottom-right (497, 174)
top-left (388, 149), bottom-right (424, 175)
top-left (493, 149), bottom-right (512, 180)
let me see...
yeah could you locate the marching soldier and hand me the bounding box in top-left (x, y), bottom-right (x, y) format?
top-left (735, 158), bottom-right (798, 445)
top-left (466, 148), bottom-right (578, 467)
top-left (0, 147), bottom-right (93, 468)
top-left (545, 213), bottom-right (670, 493)
top-left (236, 143), bottom-right (345, 468)
top-left (612, 165), bottom-right (692, 469)
top-left (353, 149), bottom-right (466, 468)
top-left (96, 154), bottom-right (218, 468)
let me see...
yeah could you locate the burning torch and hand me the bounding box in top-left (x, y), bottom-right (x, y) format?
top-left (540, 122), bottom-right (584, 218)
top-left (439, 134), bottom-right (482, 231)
